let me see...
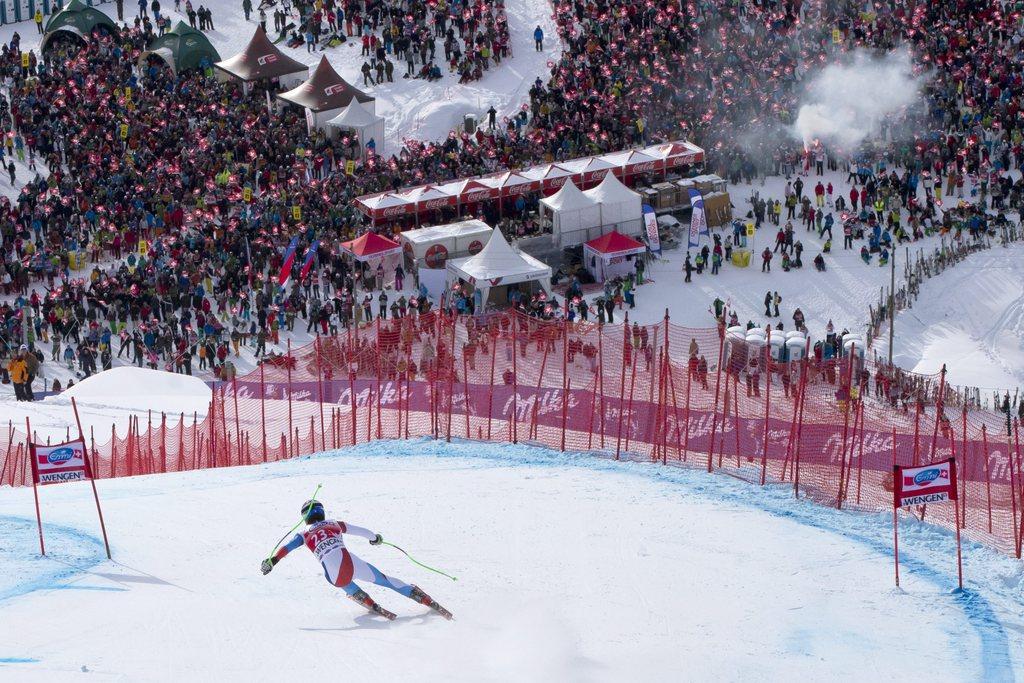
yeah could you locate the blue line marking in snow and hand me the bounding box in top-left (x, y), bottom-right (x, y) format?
top-left (0, 657), bottom-right (39, 664)
top-left (0, 515), bottom-right (107, 604)
top-left (302, 438), bottom-right (1016, 679)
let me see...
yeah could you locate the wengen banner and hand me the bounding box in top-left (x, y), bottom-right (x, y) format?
top-left (30, 439), bottom-right (89, 485)
top-left (894, 458), bottom-right (957, 508)
top-left (892, 457), bottom-right (962, 589)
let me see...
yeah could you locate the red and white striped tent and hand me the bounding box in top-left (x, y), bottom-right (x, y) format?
top-left (353, 140), bottom-right (704, 223)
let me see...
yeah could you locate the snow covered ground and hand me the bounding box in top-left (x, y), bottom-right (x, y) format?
top-left (0, 366), bottom-right (210, 443)
top-left (5, 0), bottom-right (562, 144)
top-left (872, 241), bottom-right (1024, 393)
top-left (1, 439), bottom-right (1022, 681)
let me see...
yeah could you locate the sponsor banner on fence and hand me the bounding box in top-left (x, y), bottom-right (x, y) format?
top-left (894, 459), bottom-right (957, 508)
top-left (30, 439), bottom-right (89, 485)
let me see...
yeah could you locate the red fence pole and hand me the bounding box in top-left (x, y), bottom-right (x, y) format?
top-left (463, 351), bottom-right (471, 439)
top-left (209, 388), bottom-right (217, 467)
top-left (930, 365), bottom-right (946, 460)
top-left (376, 319), bottom-right (384, 440)
top-left (597, 323), bottom-right (606, 449)
top-left (793, 343), bottom-right (810, 497)
top-left (615, 316), bottom-right (630, 460)
top-left (912, 400), bottom-right (922, 467)
top-left (530, 325), bottom-right (551, 442)
top-left (1014, 419), bottom-right (1023, 557)
top-left (315, 334), bottom-right (326, 451)
top-left (1006, 425), bottom-right (1019, 557)
top-left (560, 318), bottom-right (569, 452)
top-left (960, 407), bottom-right (968, 528)
top-left (232, 379), bottom-right (241, 465)
top-left (286, 339), bottom-right (294, 458)
top-left (836, 343), bottom-right (856, 509)
top-left (760, 329), bottom-right (772, 485)
top-left (981, 424), bottom-right (993, 534)
top-left (660, 313), bottom-right (670, 464)
top-left (486, 328), bottom-right (496, 441)
top-left (707, 317), bottom-right (726, 473)
top-left (623, 326), bottom-right (639, 455)
top-left (445, 314), bottom-right (456, 442)
top-left (511, 314), bottom-right (519, 444)
top-left (259, 361), bottom-right (268, 462)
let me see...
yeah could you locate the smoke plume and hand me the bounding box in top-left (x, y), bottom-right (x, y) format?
top-left (793, 49), bottom-right (924, 150)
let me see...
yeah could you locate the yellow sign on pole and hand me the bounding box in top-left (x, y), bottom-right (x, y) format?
top-left (243, 187), bottom-right (252, 203)
top-left (292, 206), bottom-right (301, 221)
top-left (120, 124), bottom-right (129, 140)
top-left (746, 223), bottom-right (755, 237)
top-left (832, 28), bottom-right (842, 44)
top-left (345, 160), bottom-right (355, 176)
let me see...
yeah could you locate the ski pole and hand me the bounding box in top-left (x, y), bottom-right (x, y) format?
top-left (266, 483), bottom-right (321, 563)
top-left (381, 541), bottom-right (458, 582)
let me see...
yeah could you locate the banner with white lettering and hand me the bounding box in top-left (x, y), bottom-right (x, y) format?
top-left (30, 439), bottom-right (89, 485)
top-left (642, 203), bottom-right (660, 255)
top-left (688, 189), bottom-right (706, 248)
top-left (894, 458), bottom-right (957, 508)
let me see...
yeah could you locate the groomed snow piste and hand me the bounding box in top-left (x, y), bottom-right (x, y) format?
top-left (1, 439), bottom-right (1022, 681)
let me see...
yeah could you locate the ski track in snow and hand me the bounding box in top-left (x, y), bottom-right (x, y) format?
top-left (1, 439), bottom-right (1022, 680)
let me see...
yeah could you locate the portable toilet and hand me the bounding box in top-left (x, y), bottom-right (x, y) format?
top-left (786, 337), bottom-right (807, 362)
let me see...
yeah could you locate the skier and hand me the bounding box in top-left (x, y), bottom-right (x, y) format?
top-left (260, 499), bottom-right (453, 621)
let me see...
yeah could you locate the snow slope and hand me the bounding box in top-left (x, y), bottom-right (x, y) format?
top-left (872, 241), bottom-right (1024, 392)
top-left (1, 366), bottom-right (210, 443)
top-left (1, 439), bottom-right (1021, 681)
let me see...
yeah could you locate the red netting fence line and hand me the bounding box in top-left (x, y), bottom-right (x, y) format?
top-left (1, 310), bottom-right (1021, 559)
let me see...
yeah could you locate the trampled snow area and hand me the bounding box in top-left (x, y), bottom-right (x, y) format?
top-left (1, 439), bottom-right (1022, 681)
top-left (0, 366), bottom-right (210, 442)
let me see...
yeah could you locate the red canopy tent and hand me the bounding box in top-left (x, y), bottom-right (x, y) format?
top-left (340, 232), bottom-right (404, 288)
top-left (340, 232), bottom-right (403, 261)
top-left (583, 230), bottom-right (646, 282)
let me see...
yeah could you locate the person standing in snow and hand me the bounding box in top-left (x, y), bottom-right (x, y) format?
top-left (533, 25), bottom-right (543, 51)
top-left (261, 500), bottom-right (452, 621)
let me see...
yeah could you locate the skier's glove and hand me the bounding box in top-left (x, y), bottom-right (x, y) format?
top-left (261, 558), bottom-right (274, 575)
top-left (369, 534), bottom-right (383, 546)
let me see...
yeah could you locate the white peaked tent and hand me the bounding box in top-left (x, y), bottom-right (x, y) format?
top-left (446, 228), bottom-right (552, 310)
top-left (584, 172), bottom-right (643, 237)
top-left (326, 99), bottom-right (386, 160)
top-left (538, 179), bottom-right (602, 248)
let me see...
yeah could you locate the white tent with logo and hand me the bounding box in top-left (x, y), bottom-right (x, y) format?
top-left (538, 179), bottom-right (602, 248)
top-left (325, 99), bottom-right (386, 160)
top-left (401, 220), bottom-right (493, 299)
top-left (583, 172), bottom-right (643, 237)
top-left (446, 228), bottom-right (552, 310)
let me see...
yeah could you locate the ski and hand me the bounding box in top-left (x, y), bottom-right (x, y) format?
top-left (410, 585), bottom-right (453, 620)
top-left (348, 589), bottom-right (396, 620)
top-left (370, 603), bottom-right (397, 621)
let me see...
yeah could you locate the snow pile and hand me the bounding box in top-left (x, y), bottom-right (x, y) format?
top-left (58, 367), bottom-right (211, 407)
top-left (793, 49), bottom-right (923, 149)
top-left (0, 439), bottom-right (1021, 679)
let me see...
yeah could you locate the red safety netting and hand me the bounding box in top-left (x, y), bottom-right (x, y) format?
top-left (1, 311), bottom-right (1022, 559)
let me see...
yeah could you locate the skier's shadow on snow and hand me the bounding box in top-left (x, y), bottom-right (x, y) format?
top-left (300, 612), bottom-right (438, 632)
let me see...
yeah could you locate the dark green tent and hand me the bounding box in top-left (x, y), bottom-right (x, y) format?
top-left (141, 21), bottom-right (222, 75)
top-left (42, 0), bottom-right (118, 49)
